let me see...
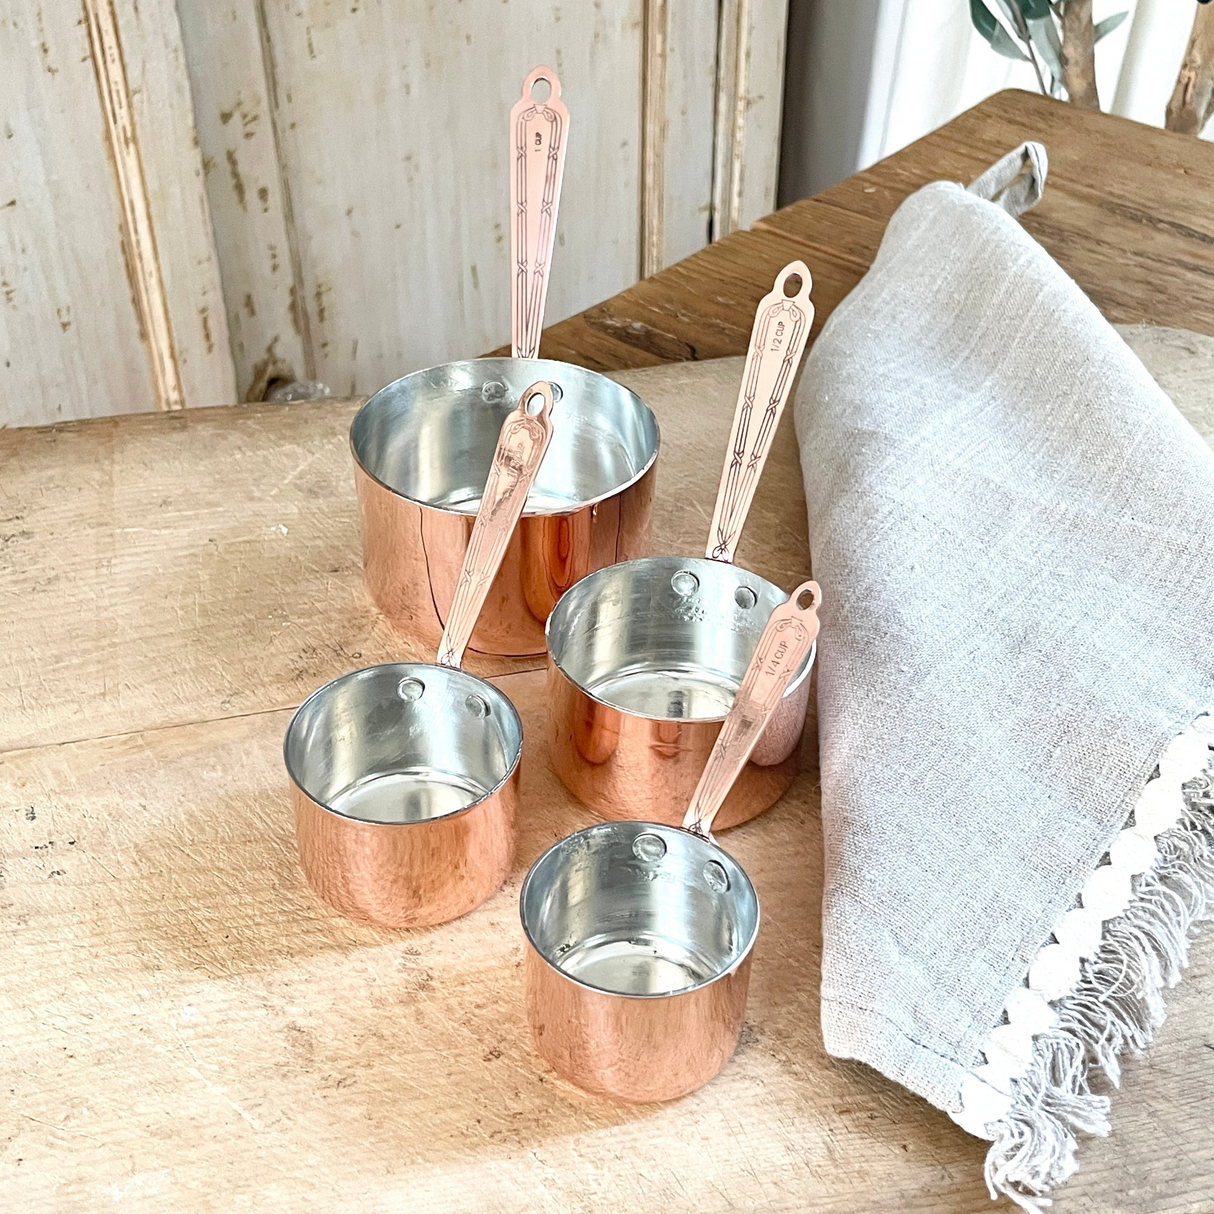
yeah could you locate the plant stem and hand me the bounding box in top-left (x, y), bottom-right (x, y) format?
top-left (1167, 2), bottom-right (1214, 134)
top-left (1025, 36), bottom-right (1050, 95)
top-left (1060, 0), bottom-right (1100, 108)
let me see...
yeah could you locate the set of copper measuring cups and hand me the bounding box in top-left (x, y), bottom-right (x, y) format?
top-left (283, 67), bottom-right (822, 1103)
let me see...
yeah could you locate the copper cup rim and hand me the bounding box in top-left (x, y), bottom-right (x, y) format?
top-left (519, 819), bottom-right (761, 1000)
top-left (283, 661), bottom-right (523, 828)
top-left (349, 356), bottom-right (661, 518)
top-left (544, 556), bottom-right (816, 724)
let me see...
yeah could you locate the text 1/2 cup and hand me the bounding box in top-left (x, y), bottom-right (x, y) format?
top-left (286, 383), bottom-right (556, 927)
top-left (522, 581), bottom-right (821, 1101)
top-left (545, 262), bottom-right (815, 830)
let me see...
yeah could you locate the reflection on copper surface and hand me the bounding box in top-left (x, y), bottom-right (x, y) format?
top-left (525, 940), bottom-right (752, 1103)
top-left (291, 772), bottom-right (518, 929)
top-left (354, 444), bottom-right (655, 660)
top-left (546, 656), bottom-right (808, 831)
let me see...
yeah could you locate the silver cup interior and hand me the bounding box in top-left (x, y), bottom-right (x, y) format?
top-left (284, 663), bottom-right (523, 825)
top-left (546, 556), bottom-right (814, 720)
top-left (521, 821), bottom-right (759, 997)
top-left (350, 358), bottom-right (659, 515)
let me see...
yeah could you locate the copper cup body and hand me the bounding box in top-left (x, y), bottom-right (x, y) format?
top-left (284, 663), bottom-right (522, 928)
top-left (352, 359), bottom-right (659, 657)
top-left (521, 820), bottom-right (759, 1101)
top-left (545, 557), bottom-right (814, 830)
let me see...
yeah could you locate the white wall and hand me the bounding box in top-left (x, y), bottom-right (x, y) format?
top-left (779, 0), bottom-right (1199, 204)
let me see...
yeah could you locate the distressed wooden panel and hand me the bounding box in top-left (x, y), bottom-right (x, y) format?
top-left (712, 0), bottom-right (790, 238)
top-left (109, 0), bottom-right (237, 411)
top-left (242, 0), bottom-right (644, 399)
top-left (642, 0), bottom-right (718, 274)
top-left (0, 0), bottom-right (234, 428)
top-left (176, 0), bottom-right (309, 401)
top-left (0, 2), bottom-right (156, 426)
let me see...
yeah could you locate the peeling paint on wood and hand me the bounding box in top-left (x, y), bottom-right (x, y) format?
top-left (83, 0), bottom-right (186, 410)
top-left (0, 0), bottom-right (234, 426)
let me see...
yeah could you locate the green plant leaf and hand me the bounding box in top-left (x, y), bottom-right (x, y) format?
top-left (1016, 0), bottom-right (1051, 18)
top-left (993, 0), bottom-right (1028, 36)
top-left (990, 23), bottom-right (1031, 59)
top-left (971, 0), bottom-right (1032, 59)
top-left (1094, 10), bottom-right (1129, 41)
top-left (970, 0), bottom-right (999, 39)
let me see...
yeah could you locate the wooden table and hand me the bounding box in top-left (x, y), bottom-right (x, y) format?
top-left (2, 90), bottom-right (1212, 1213)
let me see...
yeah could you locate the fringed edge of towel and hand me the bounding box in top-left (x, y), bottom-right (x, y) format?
top-left (951, 713), bottom-right (1214, 1211)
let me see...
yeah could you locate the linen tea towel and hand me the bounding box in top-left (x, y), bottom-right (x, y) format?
top-left (793, 144), bottom-right (1214, 1209)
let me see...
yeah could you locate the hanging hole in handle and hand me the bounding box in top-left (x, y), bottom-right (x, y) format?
top-left (525, 390), bottom-right (547, 416)
top-left (530, 76), bottom-right (552, 103)
top-left (782, 272), bottom-right (804, 298)
top-left (795, 586), bottom-right (818, 611)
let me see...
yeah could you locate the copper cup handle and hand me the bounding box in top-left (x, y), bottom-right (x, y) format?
top-left (436, 382), bottom-right (556, 669)
top-left (705, 261), bottom-right (815, 564)
top-left (682, 580), bottom-right (821, 839)
top-left (510, 65), bottom-right (569, 360)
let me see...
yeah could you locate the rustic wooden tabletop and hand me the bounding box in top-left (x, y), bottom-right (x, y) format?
top-left (525, 89), bottom-right (1214, 372)
top-left (2, 90), bottom-right (1212, 1213)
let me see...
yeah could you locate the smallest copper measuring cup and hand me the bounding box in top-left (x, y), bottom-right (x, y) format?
top-left (285, 382), bottom-right (556, 928)
top-left (521, 580), bottom-right (821, 1101)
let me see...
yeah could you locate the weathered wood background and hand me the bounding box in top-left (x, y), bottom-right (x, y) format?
top-left (0, 0), bottom-right (788, 424)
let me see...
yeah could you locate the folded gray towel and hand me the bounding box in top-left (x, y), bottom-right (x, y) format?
top-left (793, 144), bottom-right (1214, 1210)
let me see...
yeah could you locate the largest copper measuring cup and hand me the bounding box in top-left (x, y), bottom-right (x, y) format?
top-left (352, 67), bottom-right (659, 658)
top-left (287, 383), bottom-right (556, 927)
top-left (523, 582), bottom-right (821, 1101)
top-left (545, 262), bottom-right (815, 829)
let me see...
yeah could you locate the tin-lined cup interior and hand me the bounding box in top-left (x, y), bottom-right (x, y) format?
top-left (351, 358), bottom-right (658, 515)
top-left (284, 663), bottom-right (522, 825)
top-left (546, 556), bottom-right (814, 720)
top-left (521, 821), bottom-right (759, 997)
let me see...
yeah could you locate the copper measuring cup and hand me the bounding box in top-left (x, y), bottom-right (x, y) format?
top-left (351, 67), bottom-right (658, 658)
top-left (545, 262), bottom-right (815, 830)
top-left (286, 383), bottom-right (556, 928)
top-left (521, 581), bottom-right (821, 1101)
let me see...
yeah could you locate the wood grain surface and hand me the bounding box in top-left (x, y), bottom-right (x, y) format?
top-left (3, 330), bottom-right (1213, 1212)
top-left (514, 89), bottom-right (1214, 372)
top-left (0, 360), bottom-right (803, 755)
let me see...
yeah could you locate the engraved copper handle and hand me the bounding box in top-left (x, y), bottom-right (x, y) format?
top-left (510, 66), bottom-right (569, 360)
top-left (706, 261), bottom-right (815, 564)
top-left (683, 580), bottom-right (821, 838)
top-left (436, 382), bottom-right (556, 668)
